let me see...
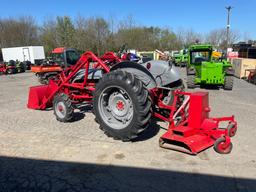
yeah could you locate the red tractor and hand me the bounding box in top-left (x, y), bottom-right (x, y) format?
top-left (0, 60), bottom-right (17, 75)
top-left (27, 51), bottom-right (237, 155)
top-left (31, 47), bottom-right (80, 84)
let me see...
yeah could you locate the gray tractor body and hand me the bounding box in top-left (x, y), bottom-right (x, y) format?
top-left (72, 60), bottom-right (182, 90)
top-left (141, 60), bottom-right (181, 87)
top-left (111, 60), bottom-right (181, 89)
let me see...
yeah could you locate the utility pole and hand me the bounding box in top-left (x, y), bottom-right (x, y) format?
top-left (225, 6), bottom-right (233, 50)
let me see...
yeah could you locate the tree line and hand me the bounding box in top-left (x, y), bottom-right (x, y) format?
top-left (0, 15), bottom-right (242, 56)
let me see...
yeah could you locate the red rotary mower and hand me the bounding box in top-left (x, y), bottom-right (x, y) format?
top-left (27, 51), bottom-right (237, 155)
top-left (0, 62), bottom-right (17, 75)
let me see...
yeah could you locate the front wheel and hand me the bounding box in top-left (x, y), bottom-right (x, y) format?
top-left (214, 137), bottom-right (233, 154)
top-left (53, 93), bottom-right (74, 122)
top-left (93, 70), bottom-right (152, 141)
top-left (224, 75), bottom-right (234, 90)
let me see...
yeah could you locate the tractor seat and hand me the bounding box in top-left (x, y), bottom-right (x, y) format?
top-left (71, 68), bottom-right (103, 83)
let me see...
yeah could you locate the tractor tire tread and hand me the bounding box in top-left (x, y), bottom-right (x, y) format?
top-left (93, 70), bottom-right (152, 141)
top-left (187, 75), bottom-right (196, 88)
top-left (224, 75), bottom-right (234, 90)
top-left (53, 93), bottom-right (74, 122)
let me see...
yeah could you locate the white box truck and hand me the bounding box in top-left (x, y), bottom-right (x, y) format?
top-left (1, 46), bottom-right (45, 64)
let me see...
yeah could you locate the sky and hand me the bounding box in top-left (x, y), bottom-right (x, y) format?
top-left (0, 0), bottom-right (254, 39)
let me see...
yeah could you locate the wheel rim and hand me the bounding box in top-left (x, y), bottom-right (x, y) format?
top-left (217, 142), bottom-right (232, 153)
top-left (98, 86), bottom-right (134, 130)
top-left (215, 138), bottom-right (232, 154)
top-left (217, 141), bottom-right (227, 151)
top-left (55, 101), bottom-right (66, 119)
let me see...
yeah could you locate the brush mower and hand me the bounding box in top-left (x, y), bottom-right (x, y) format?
top-left (27, 51), bottom-right (237, 155)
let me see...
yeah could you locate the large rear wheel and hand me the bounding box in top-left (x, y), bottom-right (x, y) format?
top-left (93, 70), bottom-right (152, 141)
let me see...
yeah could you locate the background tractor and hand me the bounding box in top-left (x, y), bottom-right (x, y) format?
top-left (186, 44), bottom-right (234, 90)
top-left (27, 51), bottom-right (237, 155)
top-left (0, 60), bottom-right (17, 75)
top-left (15, 60), bottom-right (26, 73)
top-left (31, 47), bottom-right (80, 84)
top-left (173, 49), bottom-right (188, 67)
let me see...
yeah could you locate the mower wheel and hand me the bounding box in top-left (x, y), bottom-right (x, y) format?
top-left (187, 75), bottom-right (196, 88)
top-left (227, 122), bottom-right (237, 137)
top-left (214, 136), bottom-right (233, 154)
top-left (224, 75), bottom-right (234, 90)
top-left (93, 70), bottom-right (152, 141)
top-left (53, 93), bottom-right (74, 122)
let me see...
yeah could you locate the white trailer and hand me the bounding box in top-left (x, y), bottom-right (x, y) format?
top-left (1, 46), bottom-right (45, 64)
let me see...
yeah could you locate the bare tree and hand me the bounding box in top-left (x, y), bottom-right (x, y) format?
top-left (176, 28), bottom-right (203, 48)
top-left (206, 28), bottom-right (240, 49)
top-left (0, 16), bottom-right (38, 49)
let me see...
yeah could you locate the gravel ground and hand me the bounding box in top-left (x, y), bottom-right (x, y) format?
top-left (0, 69), bottom-right (255, 192)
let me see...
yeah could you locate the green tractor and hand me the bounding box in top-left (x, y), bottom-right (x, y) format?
top-left (15, 60), bottom-right (26, 73)
top-left (186, 44), bottom-right (234, 90)
top-left (173, 49), bottom-right (188, 67)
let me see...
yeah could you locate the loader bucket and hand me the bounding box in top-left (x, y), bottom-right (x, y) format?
top-left (27, 81), bottom-right (58, 110)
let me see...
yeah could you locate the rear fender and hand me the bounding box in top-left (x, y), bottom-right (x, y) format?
top-left (141, 60), bottom-right (181, 86)
top-left (111, 62), bottom-right (157, 89)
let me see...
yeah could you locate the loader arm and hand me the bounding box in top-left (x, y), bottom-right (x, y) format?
top-left (27, 52), bottom-right (112, 110)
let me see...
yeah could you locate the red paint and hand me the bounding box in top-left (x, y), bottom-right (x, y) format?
top-left (116, 101), bottom-right (125, 110)
top-left (27, 51), bottom-right (119, 110)
top-left (158, 90), bottom-right (237, 155)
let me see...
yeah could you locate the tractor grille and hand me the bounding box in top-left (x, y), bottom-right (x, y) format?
top-left (201, 63), bottom-right (224, 84)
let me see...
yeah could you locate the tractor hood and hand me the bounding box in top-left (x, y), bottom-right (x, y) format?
top-left (141, 60), bottom-right (181, 87)
top-left (111, 60), bottom-right (182, 89)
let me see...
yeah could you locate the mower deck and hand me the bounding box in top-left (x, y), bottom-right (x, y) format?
top-left (156, 91), bottom-right (237, 154)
